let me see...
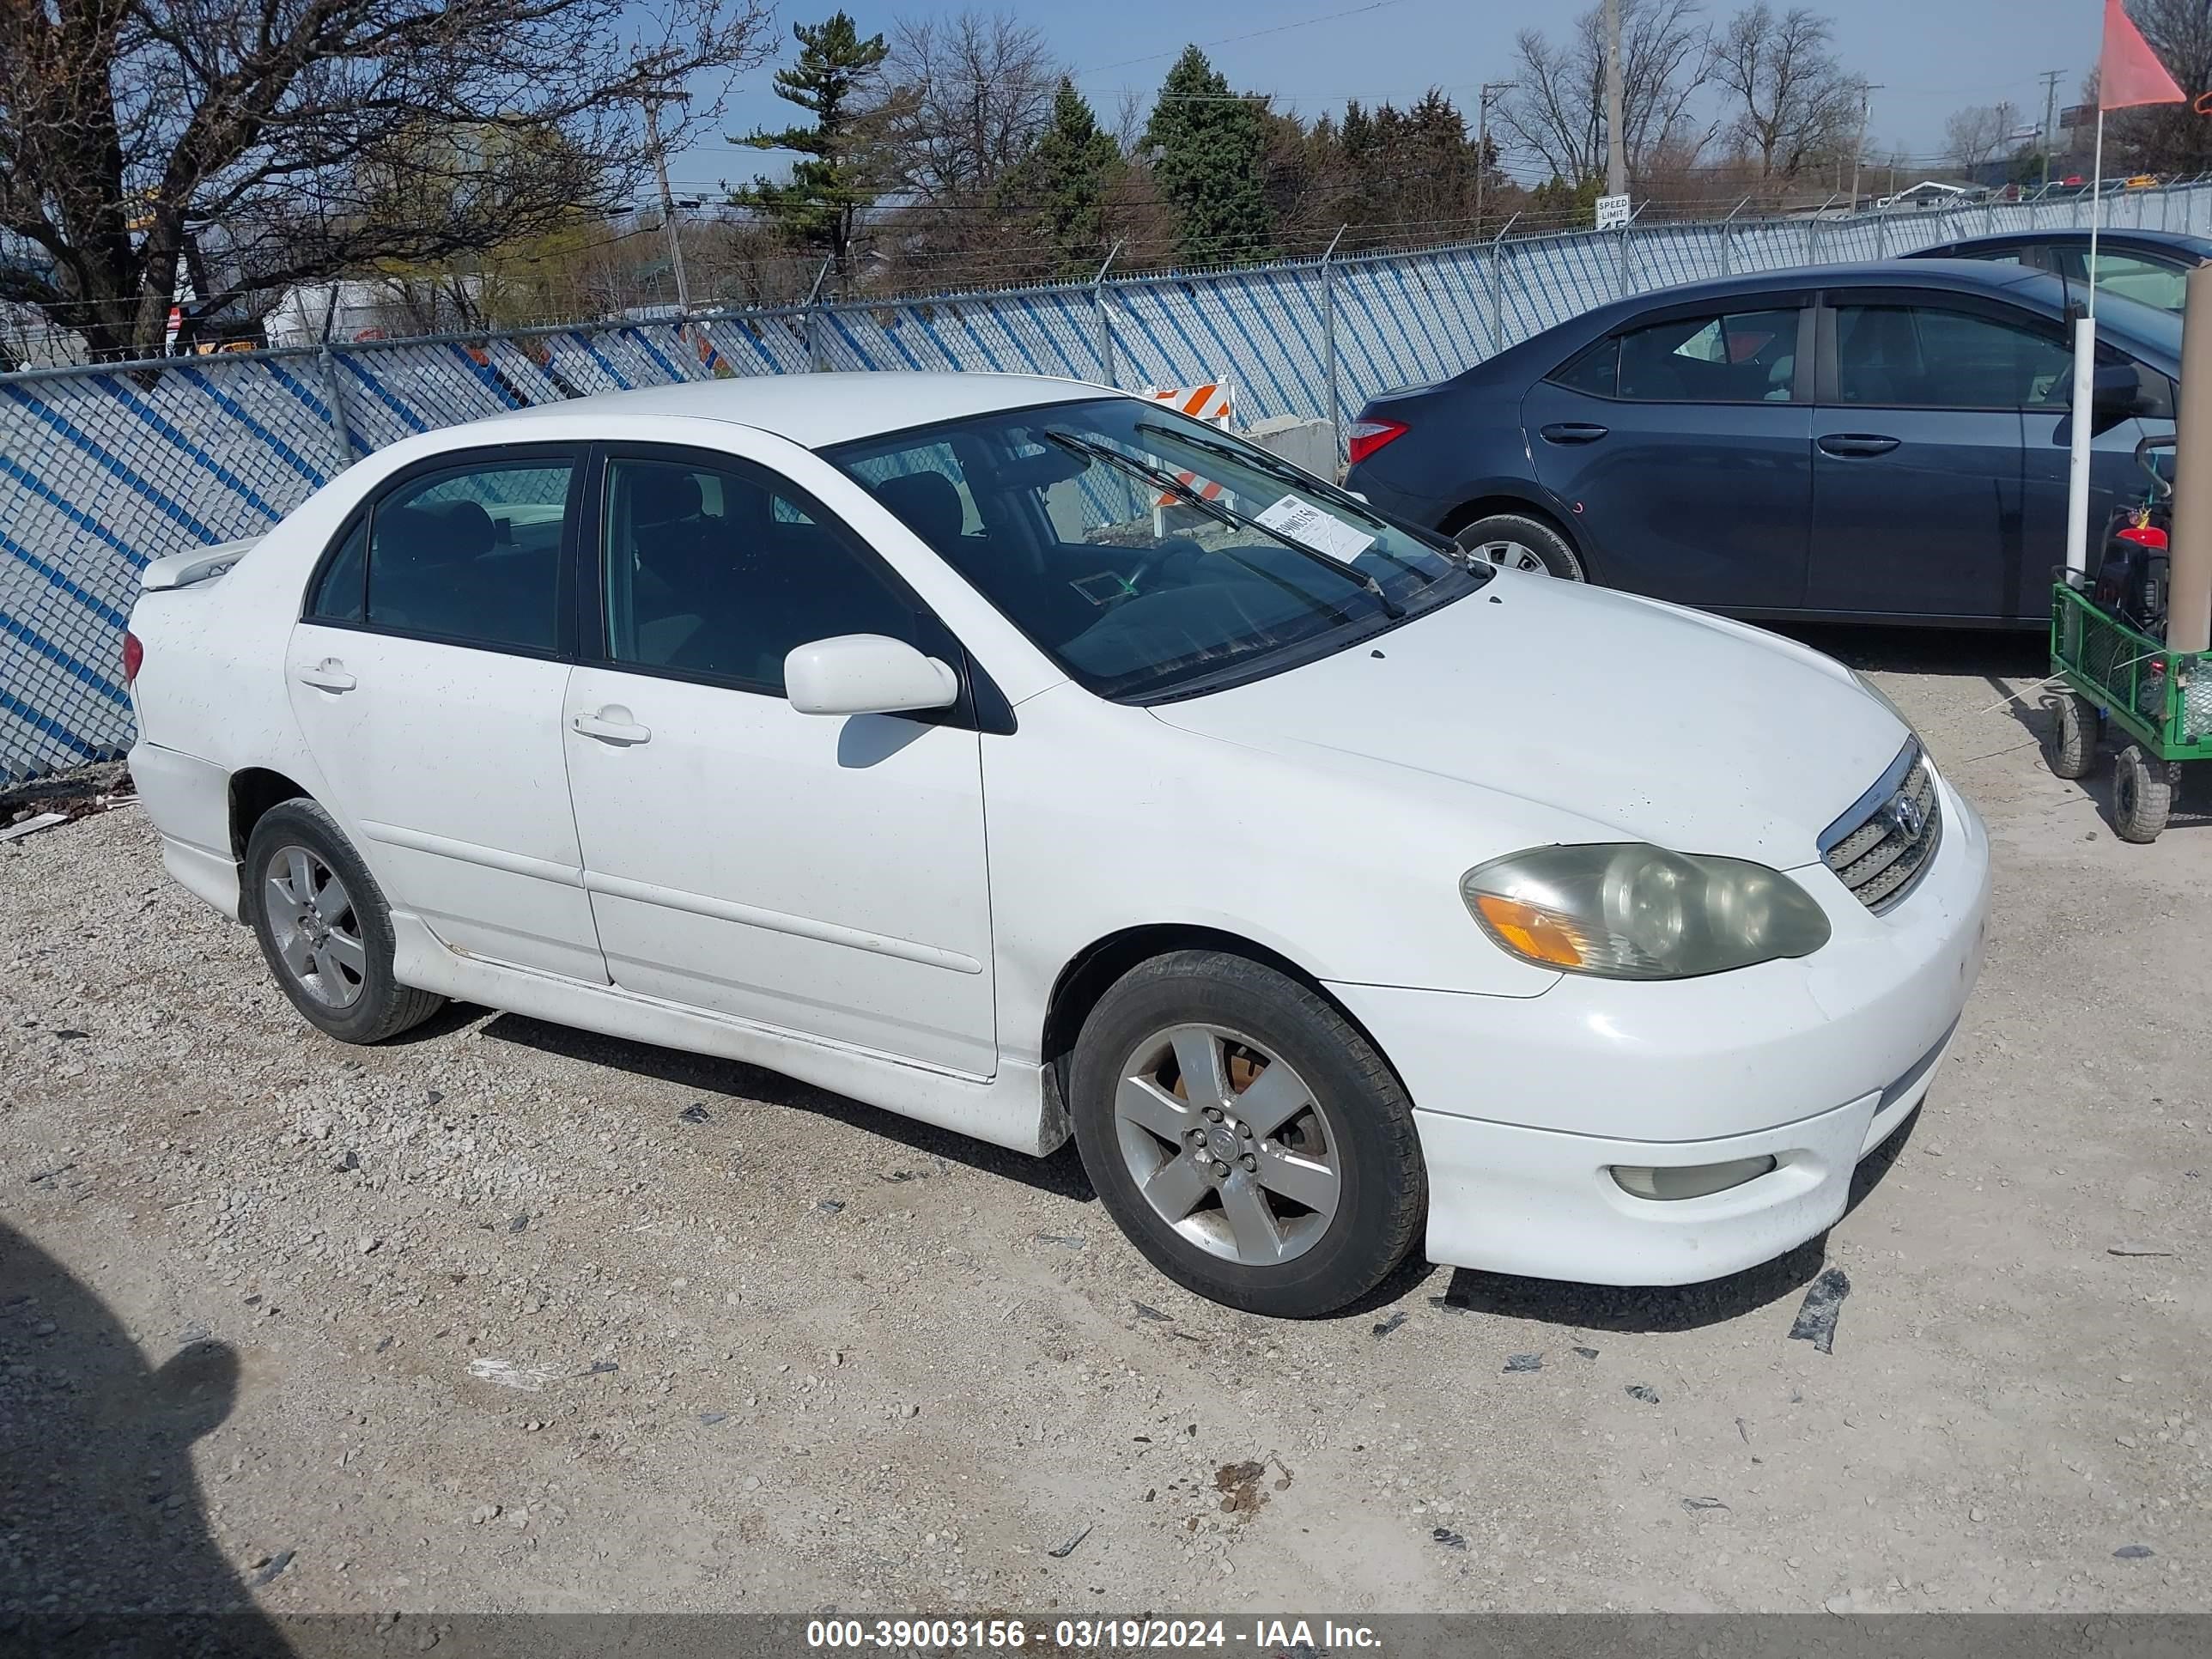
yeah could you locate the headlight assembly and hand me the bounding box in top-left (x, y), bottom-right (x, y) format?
top-left (1462, 844), bottom-right (1832, 980)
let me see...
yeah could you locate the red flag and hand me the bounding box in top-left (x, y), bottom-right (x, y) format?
top-left (2101, 0), bottom-right (2185, 109)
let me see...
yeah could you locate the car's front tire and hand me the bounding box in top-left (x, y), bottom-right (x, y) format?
top-left (243, 798), bottom-right (445, 1043)
top-left (1455, 512), bottom-right (1586, 580)
top-left (1068, 951), bottom-right (1426, 1318)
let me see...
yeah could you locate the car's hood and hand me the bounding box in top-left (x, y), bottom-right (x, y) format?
top-left (1148, 572), bottom-right (1911, 868)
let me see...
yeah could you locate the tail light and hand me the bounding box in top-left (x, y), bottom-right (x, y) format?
top-left (1346, 418), bottom-right (1408, 466)
top-left (122, 629), bottom-right (143, 686)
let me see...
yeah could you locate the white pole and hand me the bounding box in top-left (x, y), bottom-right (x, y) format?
top-left (2063, 106), bottom-right (2107, 579)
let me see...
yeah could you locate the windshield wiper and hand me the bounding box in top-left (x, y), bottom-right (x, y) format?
top-left (1133, 420), bottom-right (1460, 585)
top-left (1042, 429), bottom-right (1403, 619)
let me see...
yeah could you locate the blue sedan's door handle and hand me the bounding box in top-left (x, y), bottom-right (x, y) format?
top-left (1540, 422), bottom-right (1609, 444)
top-left (1818, 433), bottom-right (1902, 457)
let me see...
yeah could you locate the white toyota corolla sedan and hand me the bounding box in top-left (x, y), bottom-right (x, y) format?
top-left (125, 373), bottom-right (1990, 1316)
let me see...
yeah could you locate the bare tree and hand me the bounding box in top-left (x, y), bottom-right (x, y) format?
top-left (0, 0), bottom-right (773, 359)
top-left (1944, 100), bottom-right (2022, 178)
top-left (874, 11), bottom-right (1060, 204)
top-left (1498, 0), bottom-right (1714, 186)
top-left (1712, 4), bottom-right (1865, 184)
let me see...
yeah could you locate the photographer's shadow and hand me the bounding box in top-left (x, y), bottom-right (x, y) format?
top-left (1, 1219), bottom-right (289, 1656)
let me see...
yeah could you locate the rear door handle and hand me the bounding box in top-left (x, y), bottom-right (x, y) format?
top-left (297, 659), bottom-right (356, 693)
top-left (1539, 422), bottom-right (1609, 444)
top-left (570, 708), bottom-right (652, 745)
top-left (1817, 433), bottom-right (1902, 458)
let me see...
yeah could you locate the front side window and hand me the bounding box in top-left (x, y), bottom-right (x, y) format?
top-left (1615, 307), bottom-right (1800, 403)
top-left (1834, 304), bottom-right (2072, 408)
top-left (825, 396), bottom-right (1479, 702)
top-left (600, 455), bottom-right (925, 693)
top-left (311, 458), bottom-right (572, 652)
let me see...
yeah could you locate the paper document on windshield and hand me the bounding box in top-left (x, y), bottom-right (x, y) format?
top-left (1253, 495), bottom-right (1375, 565)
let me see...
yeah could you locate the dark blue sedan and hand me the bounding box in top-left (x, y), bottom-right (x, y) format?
top-left (1903, 228), bottom-right (2212, 313)
top-left (1345, 261), bottom-right (2181, 625)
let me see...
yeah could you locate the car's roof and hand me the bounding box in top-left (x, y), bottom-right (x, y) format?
top-left (483, 370), bottom-right (1109, 449)
top-left (1589, 258), bottom-right (2053, 309)
top-left (1906, 227), bottom-right (2212, 257)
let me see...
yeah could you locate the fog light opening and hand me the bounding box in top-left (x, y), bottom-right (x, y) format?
top-left (1611, 1155), bottom-right (1778, 1201)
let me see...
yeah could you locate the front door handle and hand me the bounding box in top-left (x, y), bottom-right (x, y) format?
top-left (297, 659), bottom-right (356, 693)
top-left (1540, 422), bottom-right (1610, 444)
top-left (1817, 433), bottom-right (1902, 458)
top-left (571, 708), bottom-right (652, 745)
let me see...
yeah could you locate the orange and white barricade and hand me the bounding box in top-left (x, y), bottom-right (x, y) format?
top-left (1146, 381), bottom-right (1234, 529)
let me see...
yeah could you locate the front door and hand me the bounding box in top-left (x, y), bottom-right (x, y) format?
top-left (1522, 296), bottom-right (1814, 611)
top-left (560, 447), bottom-right (996, 1077)
top-left (1807, 290), bottom-right (2056, 621)
top-left (286, 447), bottom-right (606, 981)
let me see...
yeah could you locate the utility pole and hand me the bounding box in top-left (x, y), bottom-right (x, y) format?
top-left (643, 93), bottom-right (693, 316)
top-left (2039, 68), bottom-right (2064, 188)
top-left (1475, 81), bottom-right (1516, 234)
top-left (1849, 83), bottom-right (1882, 210)
top-left (1603, 0), bottom-right (1626, 199)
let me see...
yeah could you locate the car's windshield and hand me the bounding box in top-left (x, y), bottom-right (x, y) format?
top-left (824, 397), bottom-right (1481, 701)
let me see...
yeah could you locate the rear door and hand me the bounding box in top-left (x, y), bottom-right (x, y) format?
top-left (1807, 289), bottom-right (2056, 621)
top-left (286, 446), bottom-right (606, 981)
top-left (1521, 295), bottom-right (1814, 611)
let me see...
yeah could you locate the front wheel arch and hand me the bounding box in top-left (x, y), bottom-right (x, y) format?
top-left (1041, 925), bottom-right (1398, 1103)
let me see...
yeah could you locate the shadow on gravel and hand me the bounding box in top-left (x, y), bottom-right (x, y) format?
top-left (0, 1220), bottom-right (290, 1656)
top-left (1772, 623), bottom-right (2046, 681)
top-left (1425, 1105), bottom-right (1923, 1336)
top-left (483, 1011), bottom-right (1099, 1201)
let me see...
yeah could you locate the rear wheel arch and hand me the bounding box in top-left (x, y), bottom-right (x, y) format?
top-left (1437, 495), bottom-right (1593, 578)
top-left (229, 768), bottom-right (312, 861)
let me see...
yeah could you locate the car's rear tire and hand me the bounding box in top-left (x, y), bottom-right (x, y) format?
top-left (2046, 692), bottom-right (2101, 780)
top-left (1455, 512), bottom-right (1585, 580)
top-left (243, 799), bottom-right (445, 1043)
top-left (1067, 950), bottom-right (1425, 1318)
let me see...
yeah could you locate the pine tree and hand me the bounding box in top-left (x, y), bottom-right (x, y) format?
top-left (730, 12), bottom-right (889, 282)
top-left (1000, 78), bottom-right (1121, 280)
top-left (1142, 46), bottom-right (1274, 267)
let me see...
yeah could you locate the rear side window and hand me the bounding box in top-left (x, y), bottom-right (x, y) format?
top-left (1549, 337), bottom-right (1619, 397)
top-left (307, 457), bottom-right (574, 653)
top-left (1617, 307), bottom-right (1800, 403)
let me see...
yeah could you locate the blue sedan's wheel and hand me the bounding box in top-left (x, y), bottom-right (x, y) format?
top-left (1455, 513), bottom-right (1586, 580)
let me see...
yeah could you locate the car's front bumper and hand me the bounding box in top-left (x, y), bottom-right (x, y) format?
top-left (1328, 770), bottom-right (1992, 1286)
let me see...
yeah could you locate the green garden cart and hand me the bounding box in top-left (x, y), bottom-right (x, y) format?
top-left (2048, 580), bottom-right (2212, 842)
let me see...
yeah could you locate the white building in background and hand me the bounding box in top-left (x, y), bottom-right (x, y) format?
top-left (0, 302), bottom-right (86, 369)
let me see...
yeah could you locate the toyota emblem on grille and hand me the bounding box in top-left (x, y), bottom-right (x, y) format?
top-left (1884, 791), bottom-right (1925, 840)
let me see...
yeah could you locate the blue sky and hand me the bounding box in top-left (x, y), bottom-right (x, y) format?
top-left (659, 0), bottom-right (2123, 200)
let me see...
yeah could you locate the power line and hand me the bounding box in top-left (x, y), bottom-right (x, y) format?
top-left (1077, 0), bottom-right (1413, 76)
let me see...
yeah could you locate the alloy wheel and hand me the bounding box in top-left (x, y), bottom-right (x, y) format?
top-left (1112, 1023), bottom-right (1342, 1266)
top-left (262, 843), bottom-right (368, 1009)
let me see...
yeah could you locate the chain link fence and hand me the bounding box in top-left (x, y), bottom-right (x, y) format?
top-left (5, 181), bottom-right (2210, 781)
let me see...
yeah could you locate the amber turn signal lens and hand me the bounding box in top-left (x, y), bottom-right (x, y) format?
top-left (1470, 894), bottom-right (1584, 968)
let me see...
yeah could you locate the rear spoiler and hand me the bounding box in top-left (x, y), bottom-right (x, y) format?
top-left (140, 537), bottom-right (258, 592)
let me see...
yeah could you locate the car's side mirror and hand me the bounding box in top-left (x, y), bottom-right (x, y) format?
top-left (785, 634), bottom-right (959, 718)
top-left (2089, 358), bottom-right (2142, 414)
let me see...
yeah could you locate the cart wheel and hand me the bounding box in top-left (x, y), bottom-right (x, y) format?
top-left (2047, 692), bottom-right (2102, 780)
top-left (2113, 744), bottom-right (2176, 843)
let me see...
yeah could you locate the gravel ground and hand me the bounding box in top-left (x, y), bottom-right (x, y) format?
top-left (3, 629), bottom-right (2209, 1622)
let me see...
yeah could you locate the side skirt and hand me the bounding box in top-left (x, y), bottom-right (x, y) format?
top-left (388, 914), bottom-right (1065, 1157)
